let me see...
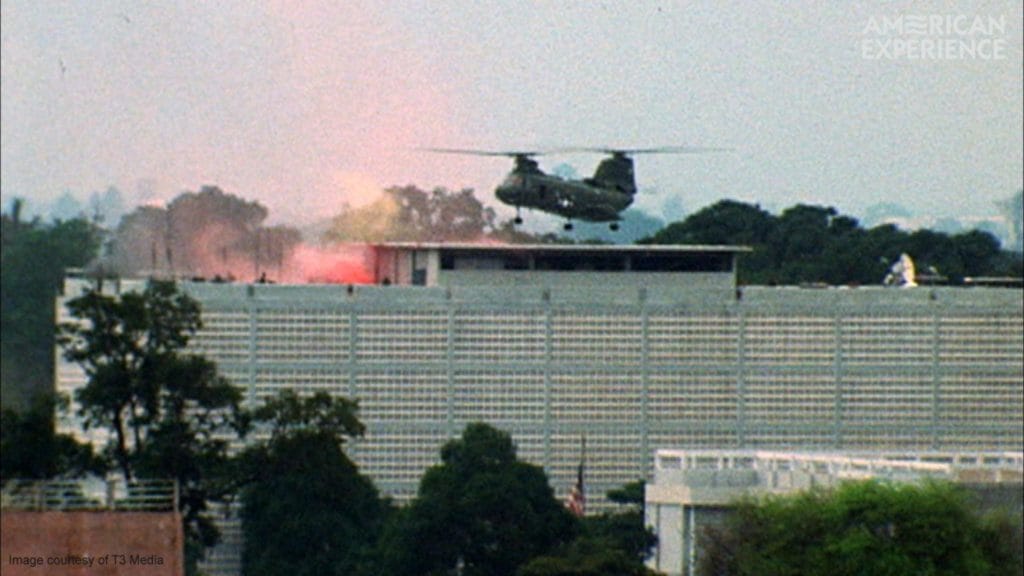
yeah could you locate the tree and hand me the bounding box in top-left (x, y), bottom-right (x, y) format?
top-left (2, 200), bottom-right (102, 411)
top-left (238, 390), bottom-right (387, 576)
top-left (977, 510), bottom-right (1024, 576)
top-left (517, 538), bottom-right (659, 576)
top-left (519, 480), bottom-right (659, 576)
top-left (768, 204), bottom-right (838, 283)
top-left (951, 230), bottom-right (1003, 279)
top-left (583, 480), bottom-right (657, 563)
top-left (643, 199), bottom-right (775, 247)
top-left (0, 395), bottom-right (103, 484)
top-left (640, 200), bottom-right (777, 283)
top-left (490, 219), bottom-right (571, 245)
top-left (323, 186), bottom-right (498, 243)
top-left (109, 205), bottom-right (171, 274)
top-left (57, 280), bottom-right (245, 574)
top-left (110, 186), bottom-right (301, 280)
top-left (641, 199), bottom-right (1022, 286)
top-left (376, 423), bottom-right (578, 576)
top-left (697, 480), bottom-right (1012, 576)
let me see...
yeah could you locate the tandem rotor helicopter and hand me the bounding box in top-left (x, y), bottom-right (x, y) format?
top-left (424, 146), bottom-right (731, 231)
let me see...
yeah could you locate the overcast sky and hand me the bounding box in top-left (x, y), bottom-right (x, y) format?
top-left (2, 1), bottom-right (1021, 227)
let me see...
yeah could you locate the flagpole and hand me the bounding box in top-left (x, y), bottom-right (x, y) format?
top-left (565, 434), bottom-right (587, 516)
top-left (580, 434), bottom-right (586, 515)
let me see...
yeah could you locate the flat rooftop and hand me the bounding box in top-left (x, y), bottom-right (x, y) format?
top-left (373, 242), bottom-right (752, 254)
top-left (372, 242), bottom-right (751, 285)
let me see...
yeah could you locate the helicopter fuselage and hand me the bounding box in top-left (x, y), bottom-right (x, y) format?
top-left (496, 170), bottom-right (634, 222)
top-left (493, 152), bottom-right (634, 224)
top-left (425, 146), bottom-right (725, 228)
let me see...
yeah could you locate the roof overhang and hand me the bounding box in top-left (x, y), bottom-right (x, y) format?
top-left (372, 242), bottom-right (752, 254)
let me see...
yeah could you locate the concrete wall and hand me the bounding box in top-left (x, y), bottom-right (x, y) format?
top-left (1, 511), bottom-right (184, 576)
top-left (439, 270), bottom-right (735, 303)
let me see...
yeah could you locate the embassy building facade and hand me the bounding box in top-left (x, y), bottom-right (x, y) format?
top-left (57, 243), bottom-right (1023, 575)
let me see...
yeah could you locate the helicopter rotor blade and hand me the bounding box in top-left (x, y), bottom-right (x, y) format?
top-left (559, 146), bottom-right (734, 155)
top-left (419, 147), bottom-right (545, 158)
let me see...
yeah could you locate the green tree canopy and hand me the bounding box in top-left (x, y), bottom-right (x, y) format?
top-left (57, 280), bottom-right (245, 573)
top-left (2, 200), bottom-right (102, 410)
top-left (239, 390), bottom-right (386, 576)
top-left (644, 199), bottom-right (775, 246)
top-left (376, 423), bottom-right (578, 576)
top-left (517, 537), bottom-right (658, 576)
top-left (697, 480), bottom-right (1020, 576)
top-left (641, 199), bottom-right (1019, 285)
top-left (0, 395), bottom-right (103, 484)
top-left (640, 200), bottom-right (776, 283)
top-left (519, 480), bottom-right (659, 576)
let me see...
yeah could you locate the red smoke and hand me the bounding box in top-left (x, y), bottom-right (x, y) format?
top-left (282, 244), bottom-right (375, 284)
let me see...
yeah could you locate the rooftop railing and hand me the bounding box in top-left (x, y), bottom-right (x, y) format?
top-left (1, 478), bottom-right (178, 512)
top-left (655, 450), bottom-right (1024, 483)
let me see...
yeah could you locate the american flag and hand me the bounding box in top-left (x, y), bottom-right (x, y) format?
top-left (565, 437), bottom-right (585, 516)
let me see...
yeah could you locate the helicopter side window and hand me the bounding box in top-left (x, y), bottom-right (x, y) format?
top-left (442, 252), bottom-right (528, 271)
top-left (449, 256), bottom-right (504, 270)
top-left (632, 253), bottom-right (731, 272)
top-left (503, 254), bottom-right (530, 270)
top-left (592, 255), bottom-right (626, 271)
top-left (534, 255), bottom-right (577, 271)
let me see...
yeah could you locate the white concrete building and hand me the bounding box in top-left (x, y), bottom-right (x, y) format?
top-left (55, 243), bottom-right (1023, 575)
top-left (645, 449), bottom-right (1024, 576)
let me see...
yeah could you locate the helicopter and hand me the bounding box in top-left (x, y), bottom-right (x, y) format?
top-left (424, 146), bottom-right (730, 231)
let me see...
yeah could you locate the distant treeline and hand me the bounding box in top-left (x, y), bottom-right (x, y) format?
top-left (641, 200), bottom-right (1023, 285)
top-left (2, 192), bottom-right (1022, 411)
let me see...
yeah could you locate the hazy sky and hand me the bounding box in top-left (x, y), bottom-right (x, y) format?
top-left (2, 1), bottom-right (1022, 227)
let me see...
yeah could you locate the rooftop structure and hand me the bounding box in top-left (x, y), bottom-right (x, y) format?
top-left (1, 479), bottom-right (185, 576)
top-left (372, 242), bottom-right (747, 288)
top-left (1, 478), bottom-right (178, 512)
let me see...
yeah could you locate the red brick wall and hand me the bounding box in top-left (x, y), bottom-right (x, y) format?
top-left (1, 511), bottom-right (184, 576)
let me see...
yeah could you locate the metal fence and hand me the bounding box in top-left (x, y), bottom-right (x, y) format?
top-left (1, 478), bottom-right (178, 512)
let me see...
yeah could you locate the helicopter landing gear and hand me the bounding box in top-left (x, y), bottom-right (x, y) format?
top-left (609, 222), bottom-right (620, 231)
top-left (513, 216), bottom-right (523, 225)
top-left (563, 221), bottom-right (574, 232)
